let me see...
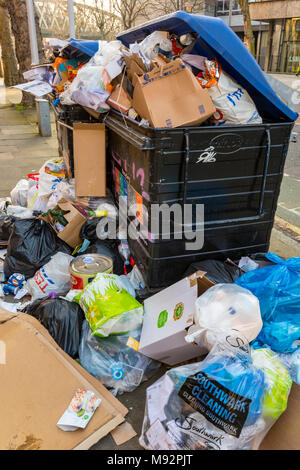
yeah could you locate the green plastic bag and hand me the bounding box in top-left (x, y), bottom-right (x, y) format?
top-left (251, 348), bottom-right (292, 419)
top-left (75, 273), bottom-right (143, 337)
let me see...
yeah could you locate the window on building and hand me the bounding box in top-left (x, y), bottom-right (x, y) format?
top-left (280, 18), bottom-right (300, 73)
top-left (217, 0), bottom-right (240, 16)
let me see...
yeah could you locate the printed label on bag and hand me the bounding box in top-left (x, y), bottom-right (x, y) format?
top-left (126, 336), bottom-right (140, 351)
top-left (178, 371), bottom-right (251, 438)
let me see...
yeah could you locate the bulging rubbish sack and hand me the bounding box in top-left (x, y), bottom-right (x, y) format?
top-left (23, 296), bottom-right (85, 358)
top-left (185, 284), bottom-right (262, 351)
top-left (198, 60), bottom-right (262, 126)
top-left (4, 218), bottom-right (72, 280)
top-left (10, 179), bottom-right (29, 207)
top-left (27, 252), bottom-right (74, 301)
top-left (75, 272), bottom-right (144, 337)
top-left (235, 253), bottom-right (300, 353)
top-left (79, 320), bottom-right (161, 395)
top-left (140, 339), bottom-right (289, 450)
top-left (37, 158), bottom-right (67, 197)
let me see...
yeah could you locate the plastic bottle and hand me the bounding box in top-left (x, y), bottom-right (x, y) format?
top-left (118, 240), bottom-right (131, 264)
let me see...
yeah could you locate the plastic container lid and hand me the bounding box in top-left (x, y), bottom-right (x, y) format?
top-left (70, 254), bottom-right (113, 275)
top-left (117, 11), bottom-right (298, 122)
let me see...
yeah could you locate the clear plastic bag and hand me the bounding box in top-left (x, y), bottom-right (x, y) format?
top-left (61, 40), bottom-right (123, 112)
top-left (79, 320), bottom-right (161, 395)
top-left (27, 252), bottom-right (74, 301)
top-left (235, 253), bottom-right (300, 353)
top-left (185, 284), bottom-right (263, 351)
top-left (139, 31), bottom-right (172, 60)
top-left (75, 273), bottom-right (144, 337)
top-left (6, 205), bottom-right (34, 219)
top-left (140, 338), bottom-right (291, 450)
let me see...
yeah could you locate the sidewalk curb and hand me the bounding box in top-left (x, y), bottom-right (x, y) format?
top-left (274, 215), bottom-right (300, 245)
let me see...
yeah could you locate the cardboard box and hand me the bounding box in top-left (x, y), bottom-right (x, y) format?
top-left (132, 58), bottom-right (216, 128)
top-left (107, 84), bottom-right (132, 114)
top-left (123, 52), bottom-right (148, 82)
top-left (73, 123), bottom-right (106, 198)
top-left (0, 311), bottom-right (127, 450)
top-left (41, 199), bottom-right (86, 249)
top-left (139, 271), bottom-right (215, 365)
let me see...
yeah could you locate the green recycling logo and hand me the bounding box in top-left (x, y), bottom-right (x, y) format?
top-left (157, 310), bottom-right (168, 328)
top-left (173, 302), bottom-right (184, 321)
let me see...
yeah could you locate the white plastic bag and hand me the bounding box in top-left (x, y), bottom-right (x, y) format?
top-left (185, 284), bottom-right (262, 351)
top-left (27, 252), bottom-right (73, 301)
top-left (208, 70), bottom-right (262, 125)
top-left (27, 183), bottom-right (49, 212)
top-left (10, 179), bottom-right (29, 207)
top-left (61, 40), bottom-right (123, 112)
top-left (38, 158), bottom-right (67, 197)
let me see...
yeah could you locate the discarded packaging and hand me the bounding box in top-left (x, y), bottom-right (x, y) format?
top-left (132, 58), bottom-right (215, 128)
top-left (75, 272), bottom-right (144, 338)
top-left (139, 271), bottom-right (214, 365)
top-left (70, 253), bottom-right (113, 290)
top-left (0, 311), bottom-right (127, 449)
top-left (57, 389), bottom-right (101, 431)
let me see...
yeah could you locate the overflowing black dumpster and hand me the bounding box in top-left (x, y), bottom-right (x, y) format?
top-left (105, 11), bottom-right (297, 289)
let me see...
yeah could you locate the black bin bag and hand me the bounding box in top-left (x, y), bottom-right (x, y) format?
top-left (4, 218), bottom-right (72, 279)
top-left (184, 259), bottom-right (243, 284)
top-left (0, 215), bottom-right (15, 241)
top-left (23, 297), bottom-right (85, 358)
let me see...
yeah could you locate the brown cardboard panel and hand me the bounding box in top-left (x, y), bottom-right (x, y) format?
top-left (132, 58), bottom-right (215, 128)
top-left (0, 312), bottom-right (127, 450)
top-left (259, 384), bottom-right (300, 450)
top-left (107, 85), bottom-right (132, 114)
top-left (111, 422), bottom-right (137, 446)
top-left (15, 312), bottom-right (128, 419)
top-left (73, 123), bottom-right (106, 198)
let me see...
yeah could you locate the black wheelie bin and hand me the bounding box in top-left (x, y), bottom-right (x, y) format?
top-left (105, 11), bottom-right (298, 289)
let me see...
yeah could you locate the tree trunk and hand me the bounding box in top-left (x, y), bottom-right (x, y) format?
top-left (0, 5), bottom-right (19, 87)
top-left (238, 0), bottom-right (255, 57)
top-left (7, 0), bottom-right (44, 106)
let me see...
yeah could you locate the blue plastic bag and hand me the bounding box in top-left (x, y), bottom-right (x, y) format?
top-left (235, 253), bottom-right (300, 353)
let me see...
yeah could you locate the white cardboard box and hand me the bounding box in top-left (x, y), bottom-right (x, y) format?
top-left (139, 271), bottom-right (214, 365)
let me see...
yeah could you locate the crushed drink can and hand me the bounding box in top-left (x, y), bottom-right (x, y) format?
top-left (3, 273), bottom-right (25, 295)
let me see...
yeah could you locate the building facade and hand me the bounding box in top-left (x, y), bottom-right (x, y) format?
top-left (250, 0), bottom-right (300, 73)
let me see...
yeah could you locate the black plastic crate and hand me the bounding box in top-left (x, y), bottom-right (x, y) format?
top-left (106, 110), bottom-right (294, 288)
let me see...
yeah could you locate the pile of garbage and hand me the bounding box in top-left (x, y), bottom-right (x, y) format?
top-left (1, 165), bottom-right (300, 449)
top-left (17, 31), bottom-right (262, 128)
top-left (3, 15), bottom-right (299, 451)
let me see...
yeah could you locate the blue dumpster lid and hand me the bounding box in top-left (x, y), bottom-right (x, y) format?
top-left (63, 38), bottom-right (99, 58)
top-left (117, 11), bottom-right (298, 122)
